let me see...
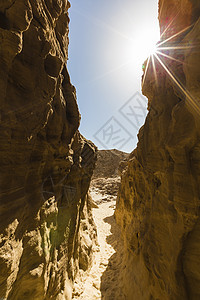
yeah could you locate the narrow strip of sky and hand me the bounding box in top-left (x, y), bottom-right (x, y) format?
top-left (68, 0), bottom-right (160, 152)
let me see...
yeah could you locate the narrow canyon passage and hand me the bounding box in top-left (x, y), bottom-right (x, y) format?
top-left (1, 1), bottom-right (200, 299)
top-left (73, 200), bottom-right (125, 300)
top-left (72, 150), bottom-right (127, 300)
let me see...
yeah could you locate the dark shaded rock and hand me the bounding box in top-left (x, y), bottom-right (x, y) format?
top-left (0, 1), bottom-right (97, 299)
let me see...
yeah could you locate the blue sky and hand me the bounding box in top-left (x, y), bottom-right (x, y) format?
top-left (68, 0), bottom-right (159, 153)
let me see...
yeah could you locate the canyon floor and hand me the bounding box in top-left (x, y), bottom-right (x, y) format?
top-left (72, 178), bottom-right (126, 300)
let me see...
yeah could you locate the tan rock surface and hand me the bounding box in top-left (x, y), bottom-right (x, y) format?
top-left (90, 149), bottom-right (129, 203)
top-left (0, 1), bottom-right (97, 299)
top-left (115, 0), bottom-right (200, 299)
top-left (92, 149), bottom-right (129, 179)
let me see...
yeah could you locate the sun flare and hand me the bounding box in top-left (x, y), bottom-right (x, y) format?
top-left (125, 29), bottom-right (160, 65)
top-left (140, 21), bottom-right (200, 116)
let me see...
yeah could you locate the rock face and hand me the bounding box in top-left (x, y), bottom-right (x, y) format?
top-left (115, 1), bottom-right (200, 299)
top-left (0, 1), bottom-right (97, 299)
top-left (90, 149), bottom-right (129, 203)
top-left (92, 149), bottom-right (129, 179)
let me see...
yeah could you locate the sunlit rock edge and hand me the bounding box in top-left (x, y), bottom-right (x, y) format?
top-left (115, 0), bottom-right (200, 299)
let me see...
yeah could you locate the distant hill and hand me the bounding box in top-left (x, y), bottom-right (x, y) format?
top-left (90, 149), bottom-right (129, 203)
top-left (92, 149), bottom-right (129, 179)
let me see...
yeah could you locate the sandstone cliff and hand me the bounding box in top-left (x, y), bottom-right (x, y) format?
top-left (115, 0), bottom-right (200, 299)
top-left (0, 1), bottom-right (97, 299)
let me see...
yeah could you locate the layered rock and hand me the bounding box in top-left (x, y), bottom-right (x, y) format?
top-left (0, 1), bottom-right (97, 299)
top-left (115, 0), bottom-right (200, 299)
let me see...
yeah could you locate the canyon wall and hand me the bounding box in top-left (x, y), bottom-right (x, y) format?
top-left (115, 0), bottom-right (200, 299)
top-left (0, 1), bottom-right (97, 299)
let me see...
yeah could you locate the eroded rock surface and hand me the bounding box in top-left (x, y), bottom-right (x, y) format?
top-left (92, 149), bottom-right (129, 179)
top-left (90, 149), bottom-right (129, 204)
top-left (115, 0), bottom-right (200, 299)
top-left (0, 1), bottom-right (97, 299)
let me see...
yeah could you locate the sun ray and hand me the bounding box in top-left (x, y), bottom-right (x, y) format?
top-left (160, 13), bottom-right (180, 41)
top-left (157, 24), bottom-right (194, 48)
top-left (151, 54), bottom-right (158, 86)
top-left (158, 45), bottom-right (196, 51)
top-left (154, 53), bottom-right (200, 114)
top-left (156, 50), bottom-right (185, 65)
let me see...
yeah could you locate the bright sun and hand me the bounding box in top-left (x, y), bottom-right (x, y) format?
top-left (122, 28), bottom-right (160, 66)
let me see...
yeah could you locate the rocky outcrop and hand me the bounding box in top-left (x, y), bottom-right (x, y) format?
top-left (0, 1), bottom-right (97, 299)
top-left (115, 0), bottom-right (200, 299)
top-left (92, 149), bottom-right (129, 179)
top-left (90, 149), bottom-right (129, 203)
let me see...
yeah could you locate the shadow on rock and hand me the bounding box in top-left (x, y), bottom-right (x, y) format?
top-left (100, 212), bottom-right (126, 300)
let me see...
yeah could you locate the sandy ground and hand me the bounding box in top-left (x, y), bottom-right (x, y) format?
top-left (73, 189), bottom-right (126, 300)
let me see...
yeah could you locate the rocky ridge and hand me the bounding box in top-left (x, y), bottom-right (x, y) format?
top-left (90, 149), bottom-right (129, 204)
top-left (0, 1), bottom-right (97, 299)
top-left (115, 0), bottom-right (200, 299)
